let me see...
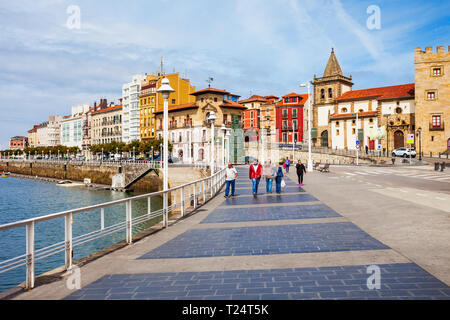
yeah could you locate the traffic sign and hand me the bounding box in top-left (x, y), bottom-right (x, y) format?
top-left (356, 144), bottom-right (360, 150)
top-left (356, 140), bottom-right (360, 145)
top-left (376, 145), bottom-right (382, 151)
top-left (407, 134), bottom-right (414, 144)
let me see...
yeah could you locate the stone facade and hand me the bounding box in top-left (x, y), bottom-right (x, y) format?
top-left (414, 46), bottom-right (450, 155)
top-left (91, 103), bottom-right (123, 145)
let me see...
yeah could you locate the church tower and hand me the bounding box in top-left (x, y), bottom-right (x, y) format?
top-left (311, 48), bottom-right (353, 147)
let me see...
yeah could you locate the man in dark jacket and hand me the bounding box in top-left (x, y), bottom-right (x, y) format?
top-left (295, 160), bottom-right (307, 187)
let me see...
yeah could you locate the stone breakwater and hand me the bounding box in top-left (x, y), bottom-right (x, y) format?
top-left (0, 161), bottom-right (162, 193)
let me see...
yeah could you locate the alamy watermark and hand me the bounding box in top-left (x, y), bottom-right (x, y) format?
top-left (366, 265), bottom-right (381, 290)
top-left (366, 5), bottom-right (381, 30)
top-left (66, 5), bottom-right (81, 30)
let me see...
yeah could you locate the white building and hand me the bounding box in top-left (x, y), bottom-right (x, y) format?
top-left (122, 74), bottom-right (146, 143)
top-left (36, 116), bottom-right (62, 147)
top-left (329, 84), bottom-right (415, 151)
top-left (60, 104), bottom-right (90, 149)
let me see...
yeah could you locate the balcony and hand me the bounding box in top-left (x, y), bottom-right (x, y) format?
top-left (429, 121), bottom-right (444, 131)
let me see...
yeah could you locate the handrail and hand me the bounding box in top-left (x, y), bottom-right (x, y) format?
top-left (0, 165), bottom-right (226, 290)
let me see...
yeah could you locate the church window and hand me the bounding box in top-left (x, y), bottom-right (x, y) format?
top-left (432, 67), bottom-right (442, 76)
top-left (328, 88), bottom-right (332, 98)
top-left (427, 91), bottom-right (436, 100)
top-left (320, 89), bottom-right (325, 99)
top-left (341, 108), bottom-right (347, 113)
top-left (395, 107), bottom-right (402, 114)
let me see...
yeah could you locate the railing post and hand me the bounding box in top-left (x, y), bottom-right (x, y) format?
top-left (26, 221), bottom-right (35, 290)
top-left (202, 180), bottom-right (206, 203)
top-left (147, 196), bottom-right (151, 218)
top-left (126, 200), bottom-right (132, 244)
top-left (64, 213), bottom-right (73, 270)
top-left (210, 177), bottom-right (213, 197)
top-left (188, 185), bottom-right (192, 208)
top-left (173, 189), bottom-right (177, 211)
top-left (163, 192), bottom-right (168, 228)
top-left (100, 208), bottom-right (105, 233)
top-left (193, 183), bottom-right (197, 208)
top-left (180, 187), bottom-right (185, 217)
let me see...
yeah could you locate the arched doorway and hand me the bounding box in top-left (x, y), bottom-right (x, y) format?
top-left (321, 130), bottom-right (328, 147)
top-left (198, 148), bottom-right (204, 161)
top-left (394, 130), bottom-right (404, 149)
top-left (178, 149), bottom-right (183, 161)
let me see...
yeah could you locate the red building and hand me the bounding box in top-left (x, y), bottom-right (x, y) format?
top-left (9, 136), bottom-right (28, 150)
top-left (275, 93), bottom-right (308, 143)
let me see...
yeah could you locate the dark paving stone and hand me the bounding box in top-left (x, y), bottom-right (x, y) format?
top-left (139, 222), bottom-right (389, 259)
top-left (231, 186), bottom-right (306, 195)
top-left (63, 263), bottom-right (450, 300)
top-left (201, 204), bottom-right (341, 223)
top-left (220, 193), bottom-right (318, 206)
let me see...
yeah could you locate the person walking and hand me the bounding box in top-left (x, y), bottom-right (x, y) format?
top-left (365, 145), bottom-right (369, 155)
top-left (295, 160), bottom-right (306, 187)
top-left (275, 161), bottom-right (284, 193)
top-left (224, 162), bottom-right (237, 198)
top-left (249, 159), bottom-right (262, 196)
top-left (284, 157), bottom-right (290, 174)
top-left (263, 160), bottom-right (274, 193)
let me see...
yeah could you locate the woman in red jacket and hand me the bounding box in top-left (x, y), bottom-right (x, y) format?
top-left (249, 159), bottom-right (263, 196)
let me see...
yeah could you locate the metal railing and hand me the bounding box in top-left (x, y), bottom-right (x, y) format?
top-left (0, 159), bottom-right (162, 167)
top-left (0, 167), bottom-right (226, 290)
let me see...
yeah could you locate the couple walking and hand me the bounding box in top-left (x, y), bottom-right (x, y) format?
top-left (249, 159), bottom-right (285, 196)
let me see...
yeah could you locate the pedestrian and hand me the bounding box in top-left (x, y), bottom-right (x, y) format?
top-left (224, 162), bottom-right (237, 198)
top-left (263, 160), bottom-right (274, 193)
top-left (365, 145), bottom-right (369, 155)
top-left (285, 157), bottom-right (290, 174)
top-left (249, 159), bottom-right (262, 196)
top-left (275, 161), bottom-right (284, 193)
top-left (295, 160), bottom-right (306, 187)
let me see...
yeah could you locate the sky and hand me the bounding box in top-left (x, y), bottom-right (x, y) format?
top-left (0, 0), bottom-right (449, 149)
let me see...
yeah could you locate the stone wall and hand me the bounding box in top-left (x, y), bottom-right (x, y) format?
top-left (0, 161), bottom-right (162, 193)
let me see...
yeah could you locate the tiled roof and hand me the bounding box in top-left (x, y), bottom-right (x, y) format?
top-left (239, 95), bottom-right (269, 104)
top-left (190, 88), bottom-right (230, 96)
top-left (220, 100), bottom-right (247, 109)
top-left (154, 103), bottom-right (197, 114)
top-left (334, 83), bottom-right (415, 101)
top-left (276, 94), bottom-right (309, 106)
top-left (92, 105), bottom-right (123, 114)
top-left (329, 111), bottom-right (378, 119)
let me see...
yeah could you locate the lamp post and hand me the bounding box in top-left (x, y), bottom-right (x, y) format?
top-left (208, 111), bottom-right (218, 174)
top-left (225, 130), bottom-right (231, 164)
top-left (101, 148), bottom-right (104, 163)
top-left (300, 82), bottom-right (312, 172)
top-left (417, 127), bottom-right (422, 161)
top-left (133, 146), bottom-right (135, 162)
top-left (221, 124), bottom-right (226, 168)
top-left (157, 77), bottom-right (175, 229)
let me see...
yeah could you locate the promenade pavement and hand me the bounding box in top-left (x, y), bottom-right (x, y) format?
top-left (12, 166), bottom-right (450, 300)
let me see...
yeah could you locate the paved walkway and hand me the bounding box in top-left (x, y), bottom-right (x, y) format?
top-left (14, 166), bottom-right (450, 300)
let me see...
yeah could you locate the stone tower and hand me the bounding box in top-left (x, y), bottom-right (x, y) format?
top-left (414, 46), bottom-right (450, 155)
top-left (311, 49), bottom-right (353, 147)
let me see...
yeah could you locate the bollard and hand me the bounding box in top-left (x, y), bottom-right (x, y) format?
top-left (441, 162), bottom-right (445, 172)
top-left (434, 162), bottom-right (439, 171)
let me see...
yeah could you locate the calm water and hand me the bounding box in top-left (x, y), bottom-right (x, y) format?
top-left (0, 176), bottom-right (162, 292)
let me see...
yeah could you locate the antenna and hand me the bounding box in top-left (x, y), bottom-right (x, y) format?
top-left (206, 77), bottom-right (214, 88)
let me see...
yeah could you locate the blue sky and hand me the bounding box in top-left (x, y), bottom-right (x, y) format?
top-left (0, 0), bottom-right (449, 149)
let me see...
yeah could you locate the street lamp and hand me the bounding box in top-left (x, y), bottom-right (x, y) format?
top-left (417, 127), bottom-right (422, 161)
top-left (157, 77), bottom-right (175, 229)
top-left (225, 130), bottom-right (231, 164)
top-left (221, 124), bottom-right (226, 168)
top-left (207, 111), bottom-right (218, 175)
top-left (133, 146), bottom-right (135, 162)
top-left (300, 82), bottom-right (313, 172)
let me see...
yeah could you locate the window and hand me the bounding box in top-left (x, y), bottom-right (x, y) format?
top-left (432, 115), bottom-right (441, 128)
top-left (284, 98), bottom-right (289, 103)
top-left (172, 99), bottom-right (176, 104)
top-left (214, 97), bottom-right (218, 102)
top-left (283, 120), bottom-right (287, 129)
top-left (432, 68), bottom-right (442, 76)
top-left (201, 98), bottom-right (204, 102)
top-left (283, 133), bottom-right (288, 142)
top-left (320, 89), bottom-right (325, 99)
top-left (427, 91), bottom-right (436, 100)
top-left (328, 88), bottom-right (332, 98)
top-left (294, 133), bottom-right (298, 143)
top-left (292, 97), bottom-right (297, 103)
top-left (250, 120), bottom-right (254, 127)
top-left (352, 120), bottom-right (356, 125)
top-left (341, 108), bottom-right (347, 113)
top-left (352, 128), bottom-right (356, 134)
top-left (292, 109), bottom-right (297, 118)
top-left (336, 121), bottom-right (340, 127)
top-left (359, 109), bottom-right (364, 113)
top-left (293, 120), bottom-right (298, 129)
top-left (282, 109), bottom-right (288, 118)
top-left (369, 118), bottom-right (374, 123)
top-left (336, 129), bottom-right (340, 136)
top-left (396, 107), bottom-right (402, 114)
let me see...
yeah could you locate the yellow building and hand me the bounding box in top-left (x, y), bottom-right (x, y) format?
top-left (140, 73), bottom-right (196, 141)
top-left (414, 46), bottom-right (450, 155)
top-left (27, 125), bottom-right (38, 147)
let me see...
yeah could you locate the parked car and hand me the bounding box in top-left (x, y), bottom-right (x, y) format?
top-left (392, 147), bottom-right (416, 158)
